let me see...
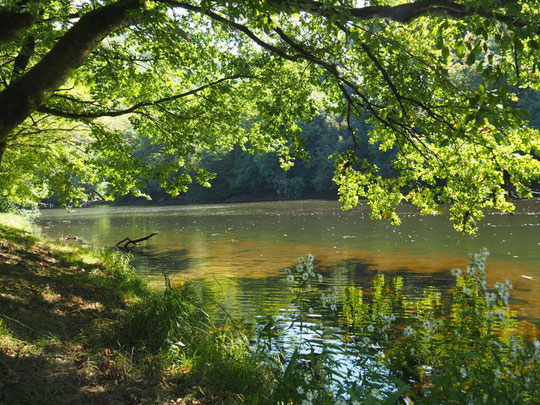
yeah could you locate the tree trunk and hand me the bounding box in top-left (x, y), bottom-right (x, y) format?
top-left (0, 0), bottom-right (145, 147)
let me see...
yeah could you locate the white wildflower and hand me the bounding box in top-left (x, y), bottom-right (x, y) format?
top-left (367, 324), bottom-right (375, 333)
top-left (371, 390), bottom-right (384, 400)
top-left (403, 326), bottom-right (414, 337)
top-left (422, 320), bottom-right (435, 331)
top-left (297, 386), bottom-right (304, 395)
top-left (495, 308), bottom-right (507, 322)
top-left (287, 274), bottom-right (295, 283)
top-left (451, 268), bottom-right (462, 277)
top-left (317, 273), bottom-right (323, 282)
top-left (460, 366), bottom-right (467, 378)
top-left (486, 292), bottom-right (497, 305)
top-left (306, 391), bottom-right (314, 401)
top-left (320, 293), bottom-right (327, 307)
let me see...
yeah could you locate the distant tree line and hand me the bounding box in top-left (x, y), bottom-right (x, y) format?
top-left (33, 89), bottom-right (539, 208)
top-left (113, 114), bottom-right (396, 204)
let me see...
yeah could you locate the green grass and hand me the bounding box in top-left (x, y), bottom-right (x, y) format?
top-left (0, 213), bottom-right (33, 232)
top-left (113, 279), bottom-right (272, 401)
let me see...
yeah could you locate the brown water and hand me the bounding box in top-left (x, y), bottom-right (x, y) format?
top-left (37, 200), bottom-right (540, 322)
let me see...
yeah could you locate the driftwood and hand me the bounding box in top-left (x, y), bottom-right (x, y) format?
top-left (116, 232), bottom-right (157, 251)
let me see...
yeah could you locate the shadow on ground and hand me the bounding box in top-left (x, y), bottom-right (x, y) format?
top-left (0, 227), bottom-right (186, 404)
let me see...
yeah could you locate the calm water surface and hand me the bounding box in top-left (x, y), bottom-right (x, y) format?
top-left (37, 200), bottom-right (540, 322)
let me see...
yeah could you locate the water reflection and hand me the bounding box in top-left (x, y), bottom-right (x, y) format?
top-left (134, 247), bottom-right (193, 275)
top-left (37, 200), bottom-right (540, 321)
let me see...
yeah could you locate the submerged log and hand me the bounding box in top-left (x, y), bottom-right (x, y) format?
top-left (115, 232), bottom-right (157, 251)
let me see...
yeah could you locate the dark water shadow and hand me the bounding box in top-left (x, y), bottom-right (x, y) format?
top-left (130, 247), bottom-right (194, 276)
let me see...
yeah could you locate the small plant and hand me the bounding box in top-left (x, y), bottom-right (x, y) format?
top-left (96, 248), bottom-right (147, 297)
top-left (116, 278), bottom-right (201, 353)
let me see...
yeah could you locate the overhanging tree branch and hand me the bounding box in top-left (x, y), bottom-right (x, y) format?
top-left (273, 0), bottom-right (522, 26)
top-left (38, 74), bottom-right (248, 119)
top-left (0, 6), bottom-right (35, 45)
top-left (11, 35), bottom-right (35, 82)
top-left (0, 0), bottom-right (147, 144)
top-left (159, 0), bottom-right (303, 62)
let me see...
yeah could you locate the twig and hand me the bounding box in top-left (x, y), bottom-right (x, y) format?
top-left (0, 313), bottom-right (41, 334)
top-left (115, 232), bottom-right (158, 251)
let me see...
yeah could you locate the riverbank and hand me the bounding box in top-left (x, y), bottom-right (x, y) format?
top-left (0, 214), bottom-right (268, 404)
top-left (3, 213), bottom-right (540, 403)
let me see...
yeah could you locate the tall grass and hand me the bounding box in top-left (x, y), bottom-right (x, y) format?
top-left (96, 248), bottom-right (148, 298)
top-left (114, 278), bottom-right (272, 401)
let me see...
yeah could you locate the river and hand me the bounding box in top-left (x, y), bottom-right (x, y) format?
top-left (37, 200), bottom-right (540, 323)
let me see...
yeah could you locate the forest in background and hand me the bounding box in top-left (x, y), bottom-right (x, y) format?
top-left (109, 89), bottom-right (540, 205)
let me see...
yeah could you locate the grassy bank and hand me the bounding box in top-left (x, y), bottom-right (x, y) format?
top-left (0, 214), bottom-right (269, 404)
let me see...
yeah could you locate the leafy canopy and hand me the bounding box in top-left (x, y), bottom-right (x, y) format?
top-left (0, 0), bottom-right (539, 232)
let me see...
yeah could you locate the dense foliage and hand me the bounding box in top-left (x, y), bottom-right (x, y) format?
top-left (110, 114), bottom-right (390, 203)
top-left (119, 94), bottom-right (540, 204)
top-left (0, 0), bottom-right (539, 232)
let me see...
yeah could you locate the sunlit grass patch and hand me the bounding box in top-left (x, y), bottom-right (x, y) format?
top-left (0, 318), bottom-right (14, 347)
top-left (0, 213), bottom-right (33, 232)
top-left (40, 284), bottom-right (61, 305)
top-left (0, 215), bottom-right (167, 403)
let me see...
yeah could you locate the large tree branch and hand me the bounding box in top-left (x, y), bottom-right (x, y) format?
top-left (38, 74), bottom-right (248, 119)
top-left (160, 0), bottom-right (303, 62)
top-left (0, 0), bottom-right (146, 144)
top-left (11, 35), bottom-right (35, 82)
top-left (280, 0), bottom-right (521, 26)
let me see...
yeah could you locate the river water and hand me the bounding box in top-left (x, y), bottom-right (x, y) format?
top-left (37, 200), bottom-right (540, 323)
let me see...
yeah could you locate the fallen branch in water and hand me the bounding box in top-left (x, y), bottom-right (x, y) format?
top-left (115, 232), bottom-right (157, 251)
